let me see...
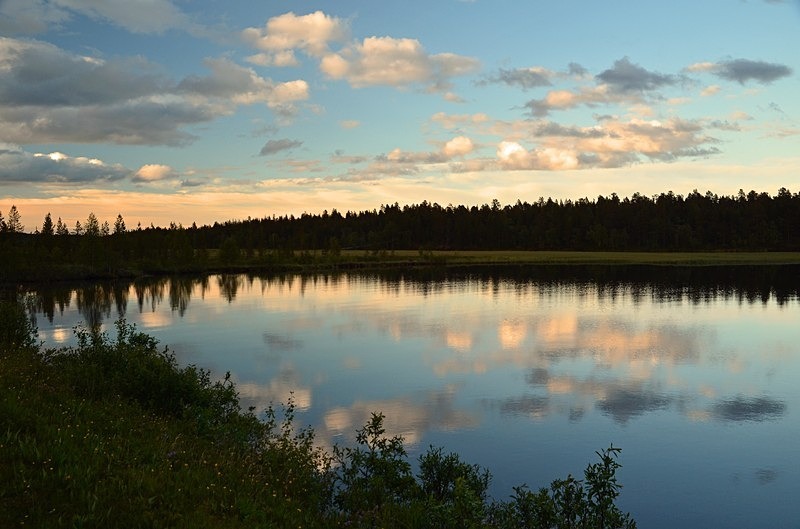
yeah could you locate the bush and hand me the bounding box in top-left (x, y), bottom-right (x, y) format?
top-left (0, 299), bottom-right (37, 351)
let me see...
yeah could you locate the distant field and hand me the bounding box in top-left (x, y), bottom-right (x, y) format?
top-left (339, 250), bottom-right (800, 265)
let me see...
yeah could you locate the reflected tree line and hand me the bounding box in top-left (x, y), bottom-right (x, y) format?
top-left (2, 188), bottom-right (800, 281)
top-left (14, 265), bottom-right (800, 331)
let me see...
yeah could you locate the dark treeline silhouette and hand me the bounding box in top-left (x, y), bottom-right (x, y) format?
top-left (189, 188), bottom-right (800, 252)
top-left (2, 188), bottom-right (799, 281)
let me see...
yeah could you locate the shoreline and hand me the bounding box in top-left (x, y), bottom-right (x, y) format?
top-left (4, 250), bottom-right (800, 285)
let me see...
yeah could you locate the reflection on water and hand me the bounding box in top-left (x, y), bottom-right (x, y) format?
top-left (20, 266), bottom-right (800, 529)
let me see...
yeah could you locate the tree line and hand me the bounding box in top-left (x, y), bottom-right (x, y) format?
top-left (2, 187), bottom-right (799, 280)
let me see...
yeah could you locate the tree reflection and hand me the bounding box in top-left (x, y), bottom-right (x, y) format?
top-left (168, 276), bottom-right (194, 316)
top-left (218, 274), bottom-right (243, 303)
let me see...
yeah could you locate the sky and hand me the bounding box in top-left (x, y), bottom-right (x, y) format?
top-left (0, 0), bottom-right (799, 229)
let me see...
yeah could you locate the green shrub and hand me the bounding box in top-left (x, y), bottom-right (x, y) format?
top-left (0, 299), bottom-right (37, 351)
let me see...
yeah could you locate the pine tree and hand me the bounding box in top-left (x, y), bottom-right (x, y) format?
top-left (74, 220), bottom-right (83, 235)
top-left (0, 210), bottom-right (5, 232)
top-left (56, 217), bottom-right (69, 235)
top-left (85, 213), bottom-right (100, 236)
top-left (114, 214), bottom-right (126, 234)
top-left (7, 205), bottom-right (23, 233)
top-left (41, 213), bottom-right (54, 236)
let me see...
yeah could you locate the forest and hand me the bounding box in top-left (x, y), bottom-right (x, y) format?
top-left (1, 188), bottom-right (799, 281)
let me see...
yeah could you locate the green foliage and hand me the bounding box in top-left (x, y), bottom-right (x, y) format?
top-left (0, 300), bottom-right (37, 351)
top-left (55, 320), bottom-right (253, 438)
top-left (486, 447), bottom-right (636, 529)
top-left (418, 446), bottom-right (492, 528)
top-left (219, 236), bottom-right (241, 265)
top-left (332, 412), bottom-right (418, 521)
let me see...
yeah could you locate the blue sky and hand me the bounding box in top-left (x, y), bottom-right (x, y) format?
top-left (1, 0), bottom-right (798, 228)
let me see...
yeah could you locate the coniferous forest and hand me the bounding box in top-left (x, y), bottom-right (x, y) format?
top-left (2, 188), bottom-right (799, 281)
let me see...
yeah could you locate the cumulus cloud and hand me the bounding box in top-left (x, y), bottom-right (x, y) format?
top-left (689, 59), bottom-right (792, 84)
top-left (497, 141), bottom-right (579, 170)
top-left (0, 144), bottom-right (130, 183)
top-left (320, 36), bottom-right (479, 90)
top-left (443, 136), bottom-right (475, 157)
top-left (526, 84), bottom-right (637, 117)
top-left (259, 139), bottom-right (303, 156)
top-left (495, 117), bottom-right (720, 170)
top-left (242, 10), bottom-right (348, 62)
top-left (381, 135), bottom-right (476, 165)
top-left (133, 164), bottom-right (176, 183)
top-left (0, 38), bottom-right (309, 145)
top-left (339, 120), bottom-right (360, 129)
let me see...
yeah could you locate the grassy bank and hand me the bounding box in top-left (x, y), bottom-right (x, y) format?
top-left (0, 300), bottom-right (636, 528)
top-left (341, 250), bottom-right (800, 266)
top-left (6, 248), bottom-right (800, 283)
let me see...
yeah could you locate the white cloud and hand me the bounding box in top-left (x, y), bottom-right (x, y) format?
top-left (242, 10), bottom-right (348, 62)
top-left (491, 116), bottom-right (720, 171)
top-left (133, 164), bottom-right (175, 183)
top-left (339, 120), bottom-right (360, 129)
top-left (443, 136), bottom-right (475, 157)
top-left (497, 141), bottom-right (579, 171)
top-left (526, 84), bottom-right (639, 117)
top-left (320, 36), bottom-right (479, 90)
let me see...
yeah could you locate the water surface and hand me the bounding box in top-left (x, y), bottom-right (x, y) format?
top-left (26, 267), bottom-right (800, 528)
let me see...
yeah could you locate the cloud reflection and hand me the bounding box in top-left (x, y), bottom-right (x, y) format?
top-left (709, 395), bottom-right (786, 422)
top-left (323, 387), bottom-right (478, 447)
top-left (234, 367), bottom-right (312, 412)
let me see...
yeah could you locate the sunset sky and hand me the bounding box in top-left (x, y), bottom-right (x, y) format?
top-left (1, 0), bottom-right (798, 229)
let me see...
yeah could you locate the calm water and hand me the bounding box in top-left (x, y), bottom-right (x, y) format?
top-left (25, 267), bottom-right (800, 528)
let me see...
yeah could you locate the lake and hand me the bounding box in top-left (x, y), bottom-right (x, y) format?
top-left (25, 266), bottom-right (800, 528)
